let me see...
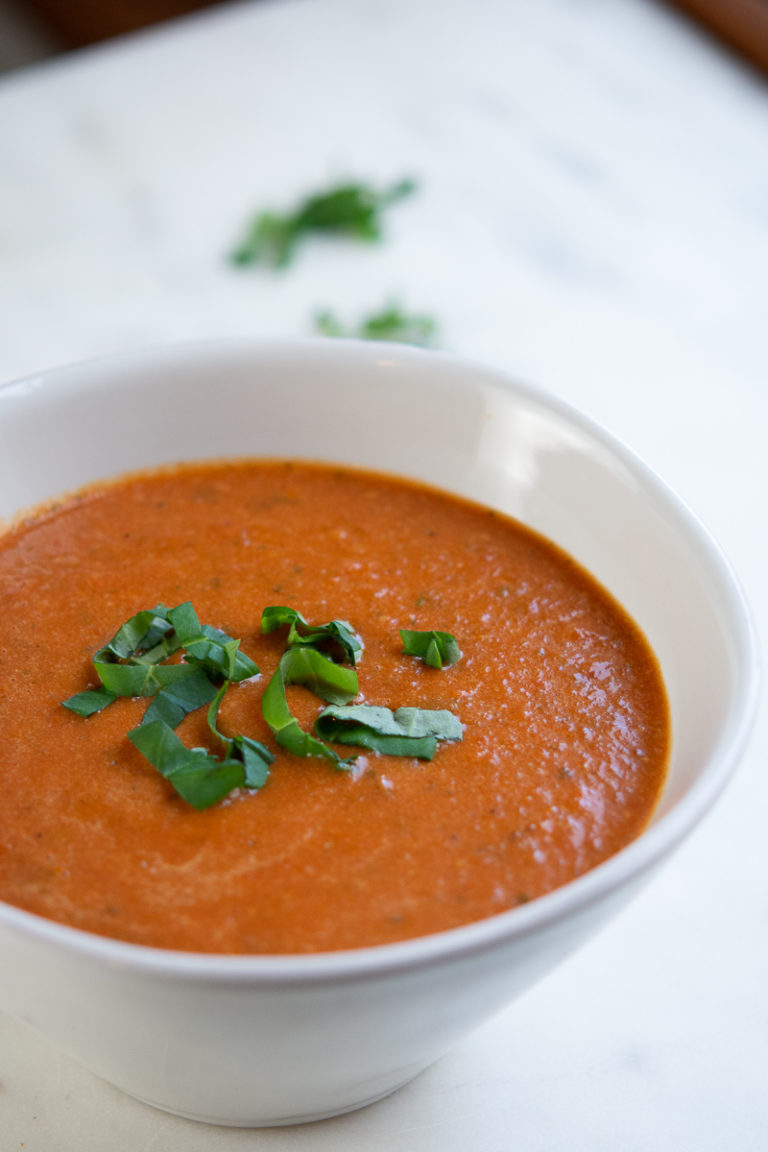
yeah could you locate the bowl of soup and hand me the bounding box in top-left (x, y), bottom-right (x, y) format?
top-left (0, 340), bottom-right (757, 1126)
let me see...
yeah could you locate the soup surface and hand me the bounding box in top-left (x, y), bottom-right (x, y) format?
top-left (0, 461), bottom-right (669, 953)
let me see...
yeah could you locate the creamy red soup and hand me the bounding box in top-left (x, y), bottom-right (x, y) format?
top-left (0, 461), bottom-right (669, 953)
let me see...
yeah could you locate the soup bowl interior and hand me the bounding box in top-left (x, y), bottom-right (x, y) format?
top-left (0, 340), bottom-right (757, 1126)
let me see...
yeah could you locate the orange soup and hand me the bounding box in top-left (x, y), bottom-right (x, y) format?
top-left (0, 461), bottom-right (669, 953)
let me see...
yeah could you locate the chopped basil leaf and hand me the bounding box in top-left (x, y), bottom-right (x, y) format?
top-left (97, 605), bottom-right (181, 662)
top-left (315, 302), bottom-right (438, 348)
top-left (105, 608), bottom-right (171, 658)
top-left (94, 660), bottom-right (202, 699)
top-left (316, 704), bottom-right (463, 760)
top-left (141, 666), bottom-right (219, 729)
top-left (400, 629), bottom-right (461, 668)
top-left (184, 626), bottom-right (259, 682)
top-left (128, 720), bottom-right (248, 810)
top-left (263, 705), bottom-right (346, 767)
top-left (161, 753), bottom-right (247, 810)
top-left (207, 683), bottom-right (273, 790)
top-left (261, 647), bottom-right (358, 769)
top-left (238, 738), bottom-right (273, 789)
top-left (61, 685), bottom-right (118, 717)
top-left (165, 601), bottom-right (201, 643)
top-left (167, 603), bottom-right (260, 683)
top-left (230, 177), bottom-right (416, 269)
top-left (127, 685), bottom-right (274, 809)
top-left (278, 646), bottom-right (359, 705)
top-left (261, 605), bottom-right (362, 666)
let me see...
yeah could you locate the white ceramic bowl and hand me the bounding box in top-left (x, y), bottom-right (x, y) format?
top-left (0, 341), bottom-right (758, 1126)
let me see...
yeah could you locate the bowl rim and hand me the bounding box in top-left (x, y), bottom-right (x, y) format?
top-left (0, 337), bottom-right (760, 984)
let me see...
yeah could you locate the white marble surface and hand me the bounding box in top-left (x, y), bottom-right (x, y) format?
top-left (1, 0), bottom-right (766, 1147)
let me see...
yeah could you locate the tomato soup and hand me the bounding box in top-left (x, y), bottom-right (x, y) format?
top-left (0, 461), bottom-right (669, 953)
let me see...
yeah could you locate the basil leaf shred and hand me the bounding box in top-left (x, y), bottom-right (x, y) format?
top-left (400, 628), bottom-right (461, 669)
top-left (141, 666), bottom-right (220, 729)
top-left (261, 646), bottom-right (358, 770)
top-left (207, 682), bottom-right (274, 790)
top-left (261, 605), bottom-right (362, 665)
top-left (128, 721), bottom-right (249, 811)
top-left (260, 606), bottom-right (361, 769)
top-left (315, 301), bottom-right (438, 348)
top-left (61, 685), bottom-right (118, 718)
top-left (316, 704), bottom-right (463, 760)
top-left (230, 177), bottom-right (416, 269)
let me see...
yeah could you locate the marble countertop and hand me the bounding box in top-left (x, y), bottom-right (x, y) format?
top-left (1, 0), bottom-right (766, 1147)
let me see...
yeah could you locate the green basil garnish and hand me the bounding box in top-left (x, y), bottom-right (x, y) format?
top-left (400, 629), bottom-right (461, 669)
top-left (141, 666), bottom-right (220, 729)
top-left (260, 641), bottom-right (359, 770)
top-left (64, 603), bottom-right (260, 718)
top-left (64, 603), bottom-right (267, 808)
top-left (64, 600), bottom-right (464, 806)
top-left (315, 705), bottom-right (463, 760)
top-left (206, 683), bottom-right (274, 790)
top-left (92, 660), bottom-right (205, 700)
top-left (181, 633), bottom-right (259, 687)
top-left (127, 680), bottom-right (274, 809)
top-left (61, 685), bottom-right (118, 718)
top-left (97, 606), bottom-right (176, 662)
top-left (261, 605), bottom-right (362, 665)
top-left (128, 720), bottom-right (254, 810)
top-left (63, 602), bottom-right (259, 723)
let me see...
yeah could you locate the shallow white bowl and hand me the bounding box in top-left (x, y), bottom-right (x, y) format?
top-left (0, 340), bottom-right (758, 1126)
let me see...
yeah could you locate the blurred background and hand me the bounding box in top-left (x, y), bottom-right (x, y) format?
top-left (0, 0), bottom-right (214, 70)
top-left (3, 0), bottom-right (766, 76)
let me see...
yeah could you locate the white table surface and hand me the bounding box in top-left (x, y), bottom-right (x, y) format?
top-left (1, 0), bottom-right (766, 1147)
